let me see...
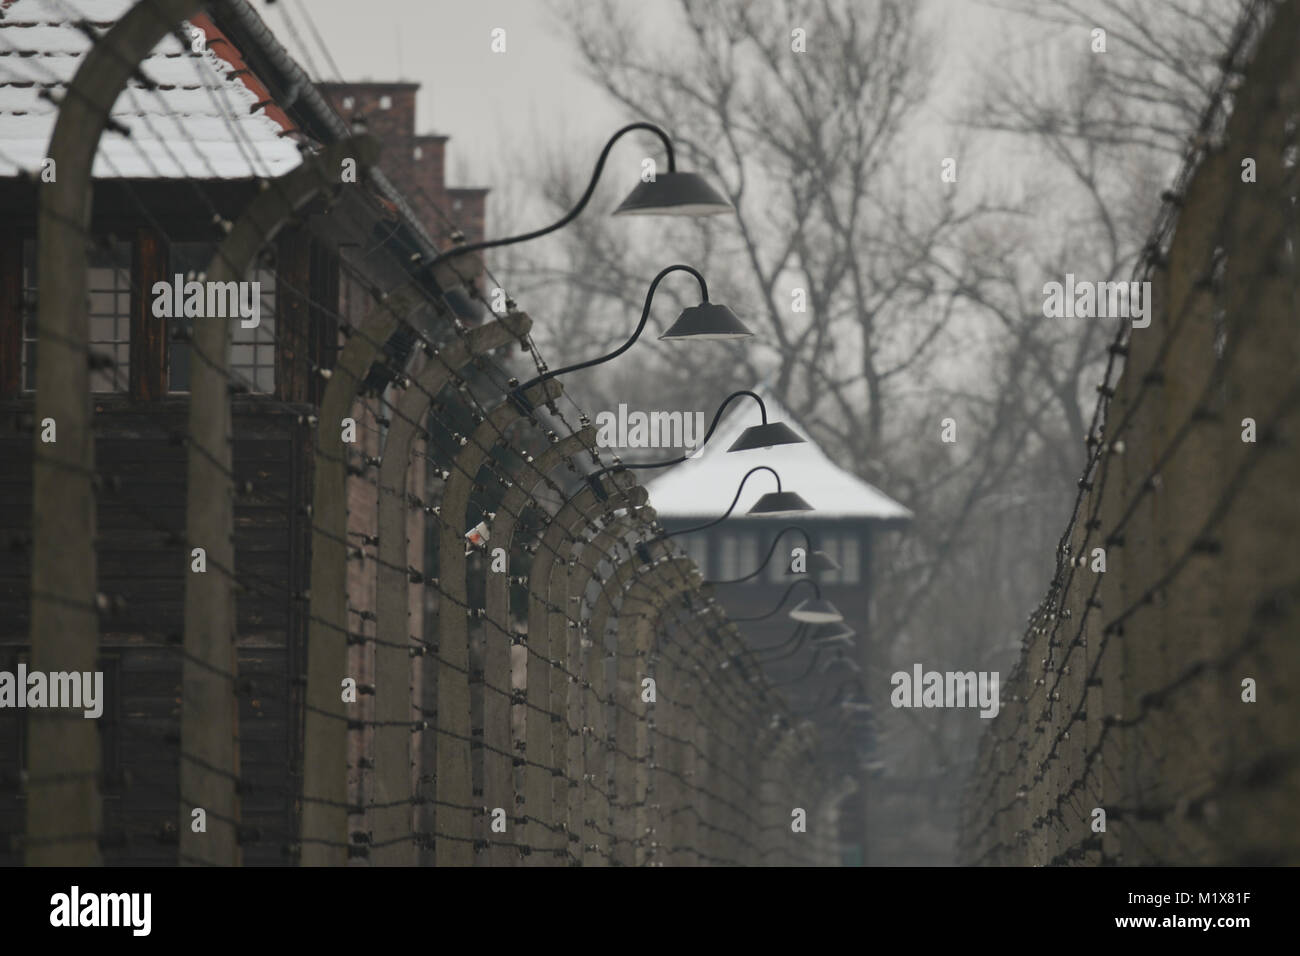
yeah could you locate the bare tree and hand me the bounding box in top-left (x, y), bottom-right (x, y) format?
top-left (492, 0), bottom-right (1251, 862)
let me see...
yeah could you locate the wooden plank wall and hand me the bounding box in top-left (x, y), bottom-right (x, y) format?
top-left (0, 403), bottom-right (310, 865)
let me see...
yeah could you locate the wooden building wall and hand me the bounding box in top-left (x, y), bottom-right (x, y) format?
top-left (0, 401), bottom-right (313, 865)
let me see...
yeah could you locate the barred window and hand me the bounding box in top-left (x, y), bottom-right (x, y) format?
top-left (769, 531), bottom-right (789, 583)
top-left (718, 535), bottom-right (738, 580)
top-left (815, 534), bottom-right (862, 585)
top-left (737, 532), bottom-right (758, 582)
top-left (825, 537), bottom-right (842, 583)
top-left (838, 533), bottom-right (861, 585)
top-left (168, 242), bottom-right (276, 394)
top-left (21, 239), bottom-right (131, 393)
top-left (717, 532), bottom-right (757, 580)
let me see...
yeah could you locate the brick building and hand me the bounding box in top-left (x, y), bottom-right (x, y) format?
top-left (0, 0), bottom-right (492, 864)
top-left (317, 82), bottom-right (488, 252)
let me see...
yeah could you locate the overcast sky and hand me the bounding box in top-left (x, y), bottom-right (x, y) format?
top-left (273, 0), bottom-right (1017, 195)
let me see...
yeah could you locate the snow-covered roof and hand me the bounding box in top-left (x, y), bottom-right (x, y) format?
top-left (643, 386), bottom-right (913, 522)
top-left (0, 0), bottom-right (303, 179)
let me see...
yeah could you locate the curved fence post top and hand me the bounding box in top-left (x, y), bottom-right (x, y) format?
top-left (211, 136), bottom-right (379, 282)
top-left (407, 311), bottom-right (533, 402)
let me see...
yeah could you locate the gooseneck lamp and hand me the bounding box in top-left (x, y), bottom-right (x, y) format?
top-left (748, 621), bottom-right (854, 658)
top-left (511, 265), bottom-right (751, 412)
top-left (659, 466), bottom-right (813, 539)
top-left (771, 643), bottom-right (834, 688)
top-left (729, 577), bottom-right (843, 624)
top-left (705, 524), bottom-right (839, 585)
top-left (423, 122), bottom-right (733, 277)
top-left (752, 624), bottom-right (812, 663)
top-left (587, 391), bottom-right (803, 490)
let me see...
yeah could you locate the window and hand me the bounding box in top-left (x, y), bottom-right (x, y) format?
top-left (168, 242), bottom-right (276, 394)
top-left (823, 536), bottom-right (837, 583)
top-left (5, 649), bottom-right (119, 787)
top-left (764, 532), bottom-right (864, 584)
top-left (718, 535), bottom-right (737, 580)
top-left (231, 269), bottom-right (276, 393)
top-left (769, 532), bottom-right (789, 583)
top-left (20, 244), bottom-right (34, 391)
top-left (737, 532), bottom-right (757, 581)
top-left (21, 238), bottom-right (131, 392)
top-left (768, 530), bottom-right (814, 582)
top-left (817, 534), bottom-right (861, 586)
top-left (88, 244), bottom-right (133, 392)
top-left (838, 533), bottom-right (861, 585)
top-left (717, 532), bottom-right (756, 580)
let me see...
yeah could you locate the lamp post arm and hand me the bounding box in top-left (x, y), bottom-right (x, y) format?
top-left (729, 576), bottom-right (821, 622)
top-left (587, 389), bottom-right (770, 480)
top-left (746, 622), bottom-right (807, 656)
top-left (513, 265), bottom-right (706, 408)
top-left (755, 625), bottom-right (813, 664)
top-left (660, 465), bottom-right (781, 538)
top-left (772, 644), bottom-right (825, 688)
top-left (705, 524), bottom-right (811, 585)
top-left (424, 122), bottom-right (675, 271)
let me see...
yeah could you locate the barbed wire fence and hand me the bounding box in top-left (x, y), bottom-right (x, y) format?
top-left (959, 0), bottom-right (1299, 866)
top-left (1, 0), bottom-right (840, 866)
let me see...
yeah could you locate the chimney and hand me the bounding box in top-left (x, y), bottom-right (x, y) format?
top-left (318, 82), bottom-right (419, 195)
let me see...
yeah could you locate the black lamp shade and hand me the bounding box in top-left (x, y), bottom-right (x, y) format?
top-left (784, 550), bottom-right (842, 574)
top-left (789, 597), bottom-right (843, 623)
top-left (659, 302), bottom-right (753, 341)
top-left (801, 550), bottom-right (842, 574)
top-left (613, 171), bottom-right (734, 217)
top-left (810, 623), bottom-right (855, 645)
top-left (728, 421), bottom-right (805, 452)
top-left (747, 490), bottom-right (813, 517)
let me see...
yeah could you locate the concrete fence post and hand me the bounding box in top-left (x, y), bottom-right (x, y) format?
top-left (566, 497), bottom-right (652, 865)
top-left (311, 287), bottom-right (419, 866)
top-left (301, 257), bottom-right (405, 867)
top-left (474, 428), bottom-right (602, 864)
top-left (520, 464), bottom-right (643, 863)
top-left (433, 378), bottom-right (564, 866)
top-left (426, 371), bottom-right (559, 858)
top-left (184, 136), bottom-right (378, 867)
top-left (373, 312), bottom-right (532, 864)
top-left (545, 475), bottom-right (644, 863)
top-left (26, 0), bottom-right (203, 867)
top-left (584, 520), bottom-right (659, 862)
top-left (1216, 2), bottom-right (1300, 862)
top-left (666, 617), bottom-right (700, 865)
top-left (615, 556), bottom-right (702, 865)
top-left (619, 579), bottom-right (677, 865)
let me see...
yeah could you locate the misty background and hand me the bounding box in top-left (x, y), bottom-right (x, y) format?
top-left (279, 0), bottom-right (1245, 863)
